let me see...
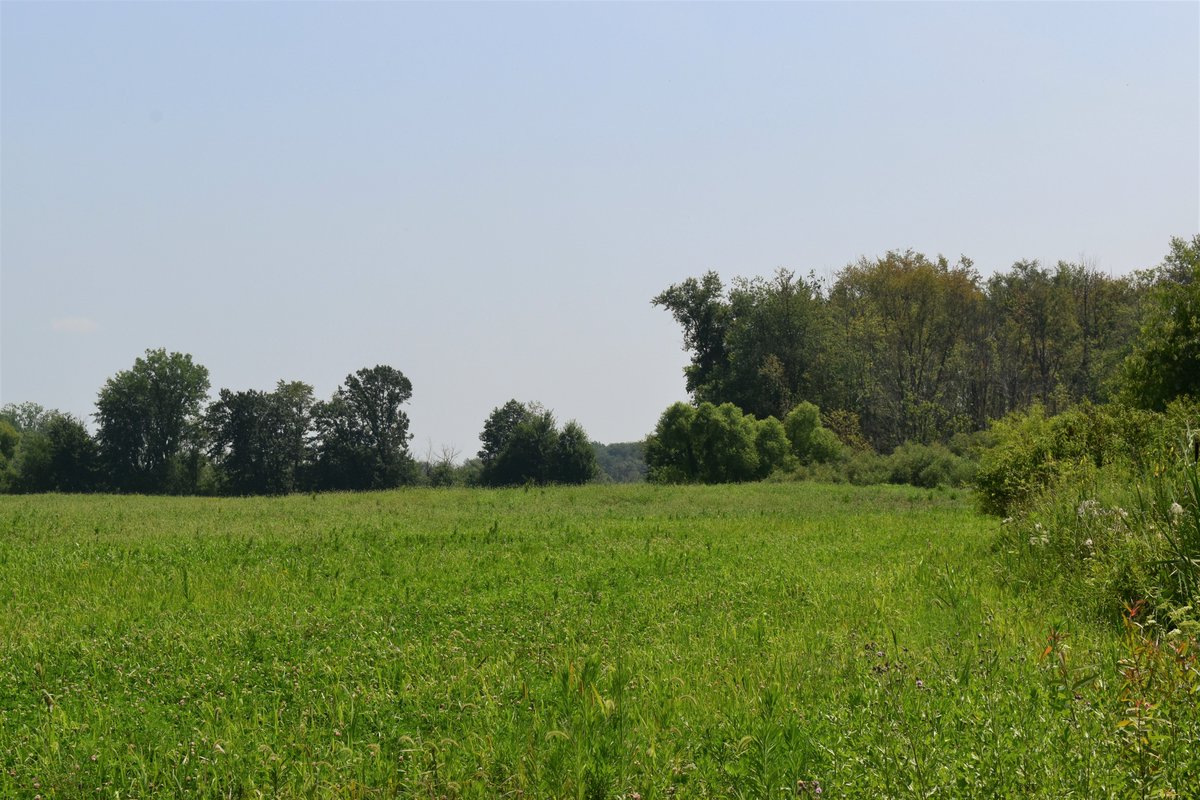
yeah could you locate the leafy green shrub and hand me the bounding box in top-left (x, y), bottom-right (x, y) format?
top-left (843, 449), bottom-right (890, 486)
top-left (645, 402), bottom-right (793, 484)
top-left (996, 414), bottom-right (1200, 622)
top-left (976, 402), bottom-right (1162, 516)
top-left (783, 401), bottom-right (842, 464)
top-left (690, 402), bottom-right (760, 483)
top-left (753, 416), bottom-right (795, 479)
top-left (886, 442), bottom-right (975, 489)
top-left (644, 402), bottom-right (698, 484)
top-left (1132, 436), bottom-right (1200, 606)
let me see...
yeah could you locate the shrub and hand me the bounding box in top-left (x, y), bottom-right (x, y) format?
top-left (886, 442), bottom-right (975, 489)
top-left (753, 416), bottom-right (795, 479)
top-left (784, 401), bottom-right (842, 464)
top-left (843, 449), bottom-right (890, 486)
top-left (644, 402), bottom-right (700, 484)
top-left (997, 427), bottom-right (1199, 622)
top-left (645, 402), bottom-right (792, 484)
top-left (975, 402), bottom-right (1162, 516)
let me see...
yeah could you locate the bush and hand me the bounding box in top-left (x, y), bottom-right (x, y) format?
top-left (644, 403), bottom-right (700, 484)
top-left (886, 442), bottom-right (975, 489)
top-left (783, 401), bottom-right (842, 464)
top-left (975, 402), bottom-right (1163, 516)
top-left (753, 416), bottom-right (795, 479)
top-left (985, 399), bottom-right (1200, 625)
top-left (842, 449), bottom-right (891, 486)
top-left (645, 402), bottom-right (793, 484)
top-left (997, 426), bottom-right (1200, 622)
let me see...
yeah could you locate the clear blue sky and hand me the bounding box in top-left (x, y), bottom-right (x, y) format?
top-left (3, 1), bottom-right (1197, 457)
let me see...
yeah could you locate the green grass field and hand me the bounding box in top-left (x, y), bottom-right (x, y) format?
top-left (0, 483), bottom-right (1191, 798)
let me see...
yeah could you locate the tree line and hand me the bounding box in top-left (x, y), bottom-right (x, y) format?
top-left (651, 236), bottom-right (1199, 458)
top-left (0, 354), bottom-right (597, 494)
top-left (3, 235), bottom-right (1194, 494)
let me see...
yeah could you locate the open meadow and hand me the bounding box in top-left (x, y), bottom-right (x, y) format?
top-left (1, 483), bottom-right (1192, 798)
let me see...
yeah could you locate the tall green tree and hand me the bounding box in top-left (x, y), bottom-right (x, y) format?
top-left (477, 401), bottom-right (596, 486)
top-left (205, 381), bottom-right (314, 494)
top-left (652, 272), bottom-right (732, 404)
top-left (986, 260), bottom-right (1078, 411)
top-left (829, 251), bottom-right (982, 448)
top-left (0, 402), bottom-right (51, 433)
top-left (95, 349), bottom-right (210, 493)
top-left (1061, 261), bottom-right (1140, 403)
top-left (654, 270), bottom-right (831, 419)
top-left (311, 394), bottom-right (372, 490)
top-left (488, 407), bottom-right (558, 486)
top-left (11, 413), bottom-right (101, 493)
top-left (553, 421), bottom-right (598, 485)
top-left (311, 366), bottom-right (415, 490)
top-left (1121, 235), bottom-right (1200, 409)
top-left (479, 400), bottom-right (532, 470)
top-left (723, 270), bottom-right (830, 419)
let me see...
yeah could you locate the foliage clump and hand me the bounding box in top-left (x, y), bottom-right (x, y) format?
top-left (975, 402), bottom-right (1164, 516)
top-left (1120, 235), bottom-right (1200, 410)
top-left (477, 400), bottom-right (597, 487)
top-left (783, 402), bottom-right (842, 465)
top-left (644, 401), bottom-right (794, 484)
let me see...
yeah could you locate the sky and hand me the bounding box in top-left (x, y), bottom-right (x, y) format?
top-left (2, 1), bottom-right (1198, 458)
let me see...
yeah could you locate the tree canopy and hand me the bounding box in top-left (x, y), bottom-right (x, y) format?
top-left (1121, 236), bottom-right (1200, 410)
top-left (655, 249), bottom-right (1146, 451)
top-left (312, 366), bottom-right (416, 491)
top-left (95, 349), bottom-right (210, 493)
top-left (477, 401), bottom-right (597, 487)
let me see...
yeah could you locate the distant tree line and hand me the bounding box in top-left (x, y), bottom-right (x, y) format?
top-left (648, 235), bottom-right (1200, 483)
top-left (4, 236), bottom-right (1194, 494)
top-left (591, 441), bottom-right (648, 483)
top-left (0, 356), bottom-right (597, 495)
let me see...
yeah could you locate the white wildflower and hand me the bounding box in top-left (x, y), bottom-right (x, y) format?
top-left (1170, 502), bottom-right (1184, 517)
top-left (1084, 538), bottom-right (1093, 548)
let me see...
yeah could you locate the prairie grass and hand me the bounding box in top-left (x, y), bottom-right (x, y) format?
top-left (0, 483), bottom-right (1192, 797)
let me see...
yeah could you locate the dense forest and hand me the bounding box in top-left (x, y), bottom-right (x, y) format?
top-left (655, 251), bottom-right (1141, 450)
top-left (2, 235), bottom-right (1196, 496)
top-left (642, 235), bottom-right (1198, 485)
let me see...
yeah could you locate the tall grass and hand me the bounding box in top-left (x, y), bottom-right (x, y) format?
top-left (1, 483), bottom-right (1196, 797)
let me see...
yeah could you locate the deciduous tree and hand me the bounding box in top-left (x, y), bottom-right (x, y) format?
top-left (95, 349), bottom-right (210, 493)
top-left (477, 401), bottom-right (596, 486)
top-left (311, 366), bottom-right (415, 490)
top-left (1122, 235), bottom-right (1200, 409)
